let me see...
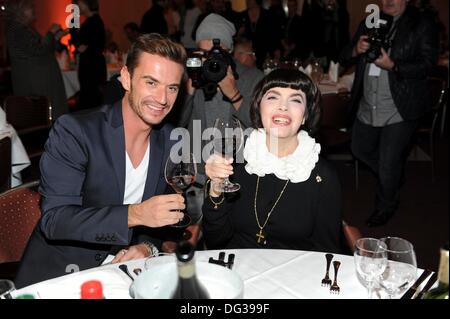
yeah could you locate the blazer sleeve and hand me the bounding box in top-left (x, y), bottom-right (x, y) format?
top-left (38, 115), bottom-right (132, 246)
top-left (311, 162), bottom-right (342, 254)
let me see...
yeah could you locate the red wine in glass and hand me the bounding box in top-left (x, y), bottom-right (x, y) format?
top-left (164, 154), bottom-right (197, 228)
top-left (167, 175), bottom-right (196, 193)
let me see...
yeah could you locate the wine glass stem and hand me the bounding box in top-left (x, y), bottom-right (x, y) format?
top-left (367, 281), bottom-right (374, 299)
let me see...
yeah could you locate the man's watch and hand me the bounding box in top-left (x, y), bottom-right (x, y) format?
top-left (141, 241), bottom-right (159, 257)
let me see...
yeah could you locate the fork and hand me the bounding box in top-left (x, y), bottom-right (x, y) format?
top-left (330, 261), bottom-right (341, 294)
top-left (321, 253), bottom-right (334, 287)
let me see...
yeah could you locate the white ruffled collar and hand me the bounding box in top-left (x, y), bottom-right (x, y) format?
top-left (243, 129), bottom-right (321, 183)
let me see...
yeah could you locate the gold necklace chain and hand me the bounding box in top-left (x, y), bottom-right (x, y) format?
top-left (254, 176), bottom-right (289, 244)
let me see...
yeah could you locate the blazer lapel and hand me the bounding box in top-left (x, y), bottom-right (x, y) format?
top-left (143, 128), bottom-right (164, 200)
top-left (106, 101), bottom-right (126, 202)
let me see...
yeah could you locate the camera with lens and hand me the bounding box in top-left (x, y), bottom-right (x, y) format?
top-left (186, 39), bottom-right (239, 101)
top-left (365, 14), bottom-right (394, 63)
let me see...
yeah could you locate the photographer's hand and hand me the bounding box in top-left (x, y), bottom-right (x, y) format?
top-left (353, 35), bottom-right (370, 57)
top-left (219, 66), bottom-right (242, 110)
top-left (374, 48), bottom-right (395, 71)
top-left (186, 78), bottom-right (196, 96)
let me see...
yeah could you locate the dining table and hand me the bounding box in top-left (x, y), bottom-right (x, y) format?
top-left (61, 64), bottom-right (122, 99)
top-left (11, 249), bottom-right (430, 299)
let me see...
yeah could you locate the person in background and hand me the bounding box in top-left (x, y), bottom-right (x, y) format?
top-left (340, 0), bottom-right (439, 227)
top-left (73, 0), bottom-right (107, 109)
top-left (124, 22), bottom-right (141, 45)
top-left (14, 34), bottom-right (187, 288)
top-left (164, 0), bottom-right (182, 42)
top-left (233, 36), bottom-right (257, 68)
top-left (5, 0), bottom-right (68, 119)
top-left (181, 0), bottom-right (206, 50)
top-left (237, 0), bottom-right (277, 69)
top-left (315, 0), bottom-right (350, 64)
top-left (140, 0), bottom-right (168, 36)
top-left (203, 69), bottom-right (342, 253)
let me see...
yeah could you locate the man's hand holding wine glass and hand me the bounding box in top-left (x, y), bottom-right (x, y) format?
top-left (128, 194), bottom-right (185, 228)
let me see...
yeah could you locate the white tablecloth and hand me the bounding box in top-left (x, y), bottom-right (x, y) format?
top-left (12, 249), bottom-right (428, 299)
top-left (0, 110), bottom-right (31, 188)
top-left (318, 73), bottom-right (354, 95)
top-left (61, 66), bottom-right (122, 98)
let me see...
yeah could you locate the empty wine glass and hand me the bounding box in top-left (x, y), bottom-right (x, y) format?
top-left (212, 117), bottom-right (244, 193)
top-left (354, 238), bottom-right (388, 299)
top-left (379, 237), bottom-right (417, 299)
top-left (164, 152), bottom-right (197, 228)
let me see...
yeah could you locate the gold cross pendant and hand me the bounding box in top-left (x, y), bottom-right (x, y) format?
top-left (256, 229), bottom-right (265, 244)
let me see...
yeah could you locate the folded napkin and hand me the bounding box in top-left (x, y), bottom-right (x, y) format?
top-left (299, 64), bottom-right (312, 76)
top-left (328, 61), bottom-right (339, 83)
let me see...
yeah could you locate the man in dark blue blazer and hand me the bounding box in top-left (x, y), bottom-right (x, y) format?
top-left (15, 34), bottom-right (188, 288)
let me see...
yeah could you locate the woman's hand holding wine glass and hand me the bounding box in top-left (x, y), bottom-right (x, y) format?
top-left (211, 117), bottom-right (244, 193)
top-left (205, 154), bottom-right (234, 197)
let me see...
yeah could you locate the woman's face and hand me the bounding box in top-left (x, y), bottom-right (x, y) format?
top-left (260, 87), bottom-right (306, 140)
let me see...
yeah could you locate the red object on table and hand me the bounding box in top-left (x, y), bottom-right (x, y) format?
top-left (81, 280), bottom-right (104, 299)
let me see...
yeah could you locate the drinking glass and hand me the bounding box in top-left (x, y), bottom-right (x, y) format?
top-left (164, 152), bottom-right (197, 228)
top-left (212, 117), bottom-right (244, 193)
top-left (0, 279), bottom-right (15, 299)
top-left (354, 238), bottom-right (388, 299)
top-left (379, 237), bottom-right (417, 299)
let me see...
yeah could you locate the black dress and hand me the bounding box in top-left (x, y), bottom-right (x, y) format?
top-left (202, 158), bottom-right (342, 253)
top-left (77, 14), bottom-right (107, 109)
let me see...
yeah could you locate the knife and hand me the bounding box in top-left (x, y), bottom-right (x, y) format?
top-left (414, 272), bottom-right (438, 299)
top-left (400, 269), bottom-right (432, 299)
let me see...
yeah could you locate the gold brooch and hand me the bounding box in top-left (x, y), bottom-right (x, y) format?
top-left (316, 175), bottom-right (323, 183)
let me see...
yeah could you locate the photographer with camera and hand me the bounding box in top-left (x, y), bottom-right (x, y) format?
top-left (340, 0), bottom-right (439, 227)
top-left (179, 13), bottom-right (263, 151)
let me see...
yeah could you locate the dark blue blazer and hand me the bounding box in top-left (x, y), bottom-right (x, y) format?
top-left (15, 101), bottom-right (177, 288)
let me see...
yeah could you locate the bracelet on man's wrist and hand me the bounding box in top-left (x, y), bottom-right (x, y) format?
top-left (230, 94), bottom-right (243, 104)
top-left (141, 241), bottom-right (159, 257)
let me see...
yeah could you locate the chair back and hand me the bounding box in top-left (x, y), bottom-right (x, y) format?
top-left (317, 92), bottom-right (352, 151)
top-left (0, 181), bottom-right (41, 263)
top-left (0, 137), bottom-right (11, 193)
top-left (3, 96), bottom-right (52, 134)
top-left (320, 92), bottom-right (352, 129)
top-left (341, 220), bottom-right (362, 254)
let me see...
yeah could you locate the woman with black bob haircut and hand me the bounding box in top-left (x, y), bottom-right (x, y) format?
top-left (202, 68), bottom-right (342, 253)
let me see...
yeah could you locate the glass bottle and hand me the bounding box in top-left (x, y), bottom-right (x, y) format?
top-left (424, 243), bottom-right (449, 299)
top-left (81, 280), bottom-right (104, 299)
top-left (171, 241), bottom-right (210, 299)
